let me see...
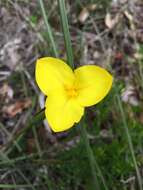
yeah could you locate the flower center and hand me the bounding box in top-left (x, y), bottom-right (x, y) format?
top-left (65, 86), bottom-right (78, 98)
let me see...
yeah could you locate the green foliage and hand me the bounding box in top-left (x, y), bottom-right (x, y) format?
top-left (29, 15), bottom-right (38, 24)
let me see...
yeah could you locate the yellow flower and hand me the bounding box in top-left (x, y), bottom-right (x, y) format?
top-left (35, 57), bottom-right (113, 132)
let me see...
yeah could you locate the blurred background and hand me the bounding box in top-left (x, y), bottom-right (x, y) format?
top-left (0, 0), bottom-right (143, 189)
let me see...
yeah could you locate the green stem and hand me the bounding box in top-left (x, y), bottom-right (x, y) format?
top-left (58, 1), bottom-right (103, 189)
top-left (0, 183), bottom-right (46, 189)
top-left (58, 0), bottom-right (74, 68)
top-left (80, 121), bottom-right (100, 190)
top-left (38, 0), bottom-right (58, 57)
top-left (117, 95), bottom-right (143, 190)
top-left (0, 122), bottom-right (22, 153)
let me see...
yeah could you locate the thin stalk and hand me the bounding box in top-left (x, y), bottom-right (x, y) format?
top-left (32, 126), bottom-right (42, 157)
top-left (0, 122), bottom-right (22, 153)
top-left (32, 126), bottom-right (53, 190)
top-left (0, 153), bottom-right (35, 166)
top-left (20, 67), bottom-right (28, 97)
top-left (58, 1), bottom-right (102, 189)
top-left (117, 95), bottom-right (142, 190)
top-left (5, 101), bottom-right (45, 155)
top-left (17, 170), bottom-right (36, 190)
top-left (38, 0), bottom-right (58, 57)
top-left (80, 121), bottom-right (100, 190)
top-left (80, 121), bottom-right (108, 190)
top-left (93, 157), bottom-right (109, 190)
top-left (58, 0), bottom-right (74, 68)
top-left (0, 184), bottom-right (44, 189)
top-left (0, 150), bottom-right (10, 162)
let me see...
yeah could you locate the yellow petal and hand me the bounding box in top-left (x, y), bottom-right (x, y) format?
top-left (35, 57), bottom-right (75, 95)
top-left (45, 89), bottom-right (84, 132)
top-left (74, 65), bottom-right (113, 106)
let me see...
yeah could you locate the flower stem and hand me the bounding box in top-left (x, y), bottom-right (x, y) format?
top-left (57, 1), bottom-right (105, 189)
top-left (58, 0), bottom-right (74, 68)
top-left (80, 120), bottom-right (100, 190)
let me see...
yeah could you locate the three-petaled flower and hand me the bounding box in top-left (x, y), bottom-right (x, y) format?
top-left (35, 57), bottom-right (113, 132)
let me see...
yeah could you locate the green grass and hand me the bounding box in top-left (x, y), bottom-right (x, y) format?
top-left (58, 0), bottom-right (74, 68)
top-left (117, 95), bottom-right (142, 190)
top-left (38, 0), bottom-right (59, 57)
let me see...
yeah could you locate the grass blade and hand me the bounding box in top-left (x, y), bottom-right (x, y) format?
top-left (80, 121), bottom-right (101, 190)
top-left (58, 0), bottom-right (74, 68)
top-left (38, 0), bottom-right (58, 57)
top-left (117, 95), bottom-right (142, 190)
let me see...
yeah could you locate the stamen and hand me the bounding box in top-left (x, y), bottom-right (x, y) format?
top-left (65, 85), bottom-right (78, 98)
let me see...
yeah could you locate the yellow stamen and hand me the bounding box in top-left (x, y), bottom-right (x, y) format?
top-left (65, 86), bottom-right (78, 98)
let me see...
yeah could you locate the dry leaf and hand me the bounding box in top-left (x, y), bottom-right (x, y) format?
top-left (87, 4), bottom-right (97, 11)
top-left (0, 83), bottom-right (14, 102)
top-left (124, 11), bottom-right (133, 22)
top-left (78, 8), bottom-right (89, 23)
top-left (78, 4), bottom-right (97, 24)
top-left (134, 52), bottom-right (143, 59)
top-left (2, 98), bottom-right (32, 117)
top-left (121, 85), bottom-right (139, 106)
top-left (93, 51), bottom-right (100, 59)
top-left (100, 129), bottom-right (113, 139)
top-left (105, 13), bottom-right (119, 29)
top-left (0, 38), bottom-right (21, 70)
